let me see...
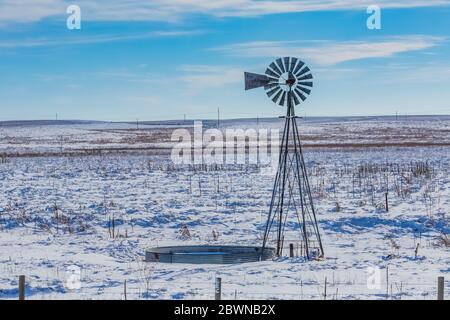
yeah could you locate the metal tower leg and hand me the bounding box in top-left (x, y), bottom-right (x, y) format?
top-left (261, 88), bottom-right (324, 259)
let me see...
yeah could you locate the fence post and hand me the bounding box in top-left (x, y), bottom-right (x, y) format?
top-left (385, 192), bottom-right (389, 212)
top-left (19, 275), bottom-right (25, 300)
top-left (124, 280), bottom-right (127, 301)
top-left (289, 243), bottom-right (294, 258)
top-left (437, 276), bottom-right (444, 300)
top-left (386, 266), bottom-right (389, 299)
top-left (215, 277), bottom-right (222, 300)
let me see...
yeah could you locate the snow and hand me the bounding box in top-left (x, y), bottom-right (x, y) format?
top-left (0, 117), bottom-right (449, 300)
top-left (2, 116), bottom-right (450, 155)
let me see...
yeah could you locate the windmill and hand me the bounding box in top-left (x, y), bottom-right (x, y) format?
top-left (245, 57), bottom-right (324, 259)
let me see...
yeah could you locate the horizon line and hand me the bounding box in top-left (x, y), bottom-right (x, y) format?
top-left (1, 114), bottom-right (450, 124)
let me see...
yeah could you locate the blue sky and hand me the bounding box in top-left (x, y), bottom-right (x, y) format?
top-left (0, 0), bottom-right (450, 121)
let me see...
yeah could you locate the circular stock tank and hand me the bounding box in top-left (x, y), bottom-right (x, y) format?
top-left (145, 245), bottom-right (276, 264)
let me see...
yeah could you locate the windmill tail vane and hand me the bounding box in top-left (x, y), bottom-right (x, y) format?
top-left (244, 57), bottom-right (324, 260)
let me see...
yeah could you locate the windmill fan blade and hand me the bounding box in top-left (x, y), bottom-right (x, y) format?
top-left (294, 88), bottom-right (307, 101)
top-left (292, 91), bottom-right (300, 105)
top-left (244, 72), bottom-right (270, 90)
top-left (264, 82), bottom-right (279, 90)
top-left (266, 86), bottom-right (281, 98)
top-left (297, 73), bottom-right (313, 81)
top-left (244, 57), bottom-right (313, 107)
top-left (279, 91), bottom-right (286, 106)
top-left (276, 58), bottom-right (285, 73)
top-left (293, 61), bottom-right (305, 75)
top-left (270, 62), bottom-right (282, 76)
top-left (296, 66), bottom-right (310, 77)
top-left (265, 68), bottom-right (280, 79)
top-left (272, 89), bottom-right (283, 103)
top-left (298, 81), bottom-right (313, 87)
top-left (283, 57), bottom-right (290, 72)
top-left (289, 57), bottom-right (298, 73)
top-left (297, 85), bottom-right (311, 95)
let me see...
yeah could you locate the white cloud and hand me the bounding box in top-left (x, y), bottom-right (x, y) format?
top-left (1, 0), bottom-right (449, 24)
top-left (0, 0), bottom-right (63, 24)
top-left (376, 63), bottom-right (450, 83)
top-left (214, 36), bottom-right (446, 65)
top-left (0, 30), bottom-right (202, 48)
top-left (178, 65), bottom-right (243, 93)
top-left (89, 70), bottom-right (158, 84)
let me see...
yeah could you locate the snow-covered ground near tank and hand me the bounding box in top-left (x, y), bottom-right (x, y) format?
top-left (0, 145), bottom-right (449, 299)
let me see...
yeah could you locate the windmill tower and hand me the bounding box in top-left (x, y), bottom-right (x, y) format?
top-left (245, 57), bottom-right (324, 259)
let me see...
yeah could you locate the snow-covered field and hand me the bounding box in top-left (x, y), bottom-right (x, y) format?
top-left (1, 116), bottom-right (450, 156)
top-left (0, 117), bottom-right (449, 300)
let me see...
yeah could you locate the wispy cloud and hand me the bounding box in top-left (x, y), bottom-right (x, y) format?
top-left (150, 30), bottom-right (205, 37)
top-left (178, 65), bottom-right (243, 93)
top-left (214, 36), bottom-right (446, 65)
top-left (375, 62), bottom-right (450, 83)
top-left (90, 71), bottom-right (154, 82)
top-left (1, 0), bottom-right (449, 24)
top-left (0, 29), bottom-right (203, 48)
top-left (0, 0), bottom-right (63, 24)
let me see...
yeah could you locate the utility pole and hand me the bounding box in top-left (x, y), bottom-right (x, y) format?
top-left (217, 107), bottom-right (220, 129)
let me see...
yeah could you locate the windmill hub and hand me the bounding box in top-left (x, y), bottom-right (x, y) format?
top-left (245, 57), bottom-right (313, 107)
top-left (244, 57), bottom-right (324, 260)
top-left (285, 72), bottom-right (296, 86)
